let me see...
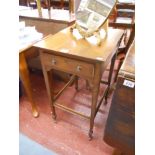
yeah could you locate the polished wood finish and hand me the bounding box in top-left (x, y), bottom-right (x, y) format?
top-left (19, 47), bottom-right (39, 117)
top-left (19, 29), bottom-right (45, 117)
top-left (34, 27), bottom-right (124, 139)
top-left (109, 0), bottom-right (135, 34)
top-left (117, 0), bottom-right (135, 10)
top-left (104, 41), bottom-right (135, 155)
top-left (41, 53), bottom-right (94, 79)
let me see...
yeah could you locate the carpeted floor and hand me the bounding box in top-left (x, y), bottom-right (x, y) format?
top-left (19, 67), bottom-right (117, 155)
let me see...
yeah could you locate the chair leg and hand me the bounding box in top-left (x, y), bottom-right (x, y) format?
top-left (104, 53), bottom-right (117, 104)
top-left (114, 59), bottom-right (124, 83)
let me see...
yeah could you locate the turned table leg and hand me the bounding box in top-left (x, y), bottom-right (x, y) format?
top-left (19, 52), bottom-right (39, 117)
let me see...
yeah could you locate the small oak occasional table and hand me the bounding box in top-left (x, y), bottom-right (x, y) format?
top-left (34, 27), bottom-right (124, 139)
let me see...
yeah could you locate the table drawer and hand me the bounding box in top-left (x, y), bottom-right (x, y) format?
top-left (41, 53), bottom-right (94, 78)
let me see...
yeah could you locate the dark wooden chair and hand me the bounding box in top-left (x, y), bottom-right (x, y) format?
top-left (48, 0), bottom-right (69, 9)
top-left (26, 0), bottom-right (50, 9)
top-left (41, 0), bottom-right (70, 11)
top-left (108, 0), bottom-right (135, 82)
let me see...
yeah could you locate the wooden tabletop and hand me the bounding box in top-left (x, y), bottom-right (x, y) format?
top-left (19, 35), bottom-right (44, 53)
top-left (19, 23), bottom-right (44, 53)
top-left (33, 27), bottom-right (124, 63)
top-left (19, 7), bottom-right (75, 24)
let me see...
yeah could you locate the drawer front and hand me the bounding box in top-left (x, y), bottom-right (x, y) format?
top-left (41, 53), bottom-right (94, 79)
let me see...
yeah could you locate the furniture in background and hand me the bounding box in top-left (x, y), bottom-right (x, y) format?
top-left (19, 0), bottom-right (73, 11)
top-left (114, 23), bottom-right (134, 83)
top-left (19, 0), bottom-right (28, 6)
top-left (50, 0), bottom-right (69, 9)
top-left (109, 0), bottom-right (135, 42)
top-left (109, 0), bottom-right (135, 24)
top-left (104, 40), bottom-right (135, 155)
top-left (19, 22), bottom-right (43, 117)
top-left (19, 7), bottom-right (75, 36)
top-left (20, 46), bottom-right (39, 118)
top-left (33, 27), bottom-right (124, 139)
top-left (19, 6), bottom-right (75, 80)
top-left (108, 0), bottom-right (135, 82)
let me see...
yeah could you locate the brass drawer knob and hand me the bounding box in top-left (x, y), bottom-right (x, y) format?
top-left (51, 59), bottom-right (56, 65)
top-left (76, 66), bottom-right (82, 72)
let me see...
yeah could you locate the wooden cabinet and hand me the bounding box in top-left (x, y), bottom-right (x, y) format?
top-left (104, 41), bottom-right (135, 155)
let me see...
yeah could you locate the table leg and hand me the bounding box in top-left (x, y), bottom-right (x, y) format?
top-left (41, 66), bottom-right (56, 120)
top-left (49, 70), bottom-right (57, 120)
top-left (89, 64), bottom-right (101, 140)
top-left (40, 50), bottom-right (57, 121)
top-left (105, 53), bottom-right (117, 104)
top-left (19, 52), bottom-right (39, 117)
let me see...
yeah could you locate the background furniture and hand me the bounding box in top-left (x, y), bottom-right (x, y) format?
top-left (19, 7), bottom-right (75, 36)
top-left (34, 27), bottom-right (124, 139)
top-left (19, 23), bottom-right (43, 117)
top-left (109, 0), bottom-right (135, 28)
top-left (19, 6), bottom-right (75, 80)
top-left (50, 0), bottom-right (69, 9)
top-left (20, 46), bottom-right (39, 118)
top-left (104, 40), bottom-right (135, 155)
top-left (108, 0), bottom-right (135, 82)
top-left (19, 0), bottom-right (71, 10)
top-left (19, 0), bottom-right (28, 6)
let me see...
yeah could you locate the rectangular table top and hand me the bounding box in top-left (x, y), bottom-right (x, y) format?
top-left (34, 27), bottom-right (124, 63)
